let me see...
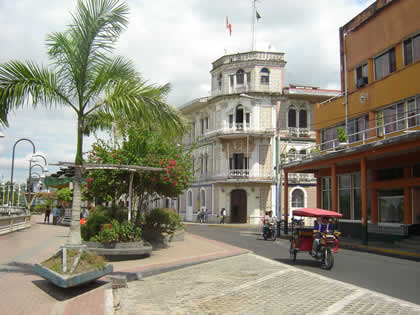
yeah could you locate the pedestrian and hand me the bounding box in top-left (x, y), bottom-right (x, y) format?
top-left (52, 205), bottom-right (59, 225)
top-left (44, 205), bottom-right (51, 224)
top-left (220, 208), bottom-right (226, 224)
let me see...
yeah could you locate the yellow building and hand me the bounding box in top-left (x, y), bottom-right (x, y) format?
top-left (283, 0), bottom-right (420, 242)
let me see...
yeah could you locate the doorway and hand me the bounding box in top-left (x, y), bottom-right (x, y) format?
top-left (230, 189), bottom-right (247, 223)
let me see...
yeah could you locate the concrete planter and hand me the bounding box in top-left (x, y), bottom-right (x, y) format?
top-left (83, 240), bottom-right (152, 256)
top-left (34, 263), bottom-right (113, 288)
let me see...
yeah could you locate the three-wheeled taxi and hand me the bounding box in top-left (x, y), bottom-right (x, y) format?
top-left (289, 208), bottom-right (343, 270)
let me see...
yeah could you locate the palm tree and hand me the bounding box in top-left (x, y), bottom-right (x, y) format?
top-left (0, 0), bottom-right (185, 245)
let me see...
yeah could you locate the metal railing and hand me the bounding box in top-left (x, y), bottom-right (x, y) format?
top-left (297, 112), bottom-right (420, 162)
top-left (288, 127), bottom-right (310, 137)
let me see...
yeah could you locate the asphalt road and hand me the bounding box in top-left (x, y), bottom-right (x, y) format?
top-left (186, 224), bottom-right (420, 305)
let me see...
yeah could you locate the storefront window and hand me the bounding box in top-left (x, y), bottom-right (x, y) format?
top-left (339, 175), bottom-right (351, 219)
top-left (321, 177), bottom-right (331, 210)
top-left (378, 190), bottom-right (404, 223)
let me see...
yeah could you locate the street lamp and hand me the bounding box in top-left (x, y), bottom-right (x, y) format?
top-left (28, 154), bottom-right (48, 192)
top-left (10, 138), bottom-right (36, 206)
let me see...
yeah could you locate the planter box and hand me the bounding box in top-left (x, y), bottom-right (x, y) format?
top-left (83, 241), bottom-right (152, 256)
top-left (34, 263), bottom-right (113, 288)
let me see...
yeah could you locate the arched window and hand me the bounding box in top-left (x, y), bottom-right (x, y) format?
top-left (291, 189), bottom-right (305, 208)
top-left (299, 109), bottom-right (307, 128)
top-left (236, 105), bottom-right (244, 125)
top-left (217, 73), bottom-right (222, 90)
top-left (260, 68), bottom-right (270, 84)
top-left (288, 148), bottom-right (297, 160)
top-left (188, 190), bottom-right (193, 207)
top-left (299, 149), bottom-right (306, 159)
top-left (288, 108), bottom-right (296, 128)
top-left (236, 69), bottom-right (245, 85)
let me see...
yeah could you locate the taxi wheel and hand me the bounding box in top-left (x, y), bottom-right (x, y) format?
top-left (289, 243), bottom-right (297, 262)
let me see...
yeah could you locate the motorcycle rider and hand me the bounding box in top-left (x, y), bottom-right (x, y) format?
top-left (263, 210), bottom-right (276, 236)
top-left (312, 217), bottom-right (332, 257)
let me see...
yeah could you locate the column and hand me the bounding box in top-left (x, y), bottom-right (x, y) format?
top-left (284, 172), bottom-right (289, 234)
top-left (370, 170), bottom-right (378, 223)
top-left (331, 164), bottom-right (337, 211)
top-left (404, 167), bottom-right (412, 224)
top-left (361, 157), bottom-right (368, 244)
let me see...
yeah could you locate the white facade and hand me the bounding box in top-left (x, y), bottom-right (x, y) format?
top-left (175, 52), bottom-right (339, 224)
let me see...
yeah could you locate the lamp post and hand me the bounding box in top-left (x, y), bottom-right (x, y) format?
top-left (28, 154), bottom-right (48, 192)
top-left (10, 138), bottom-right (36, 205)
top-left (28, 164), bottom-right (47, 192)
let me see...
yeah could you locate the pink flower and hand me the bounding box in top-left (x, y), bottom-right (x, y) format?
top-left (174, 180), bottom-right (178, 185)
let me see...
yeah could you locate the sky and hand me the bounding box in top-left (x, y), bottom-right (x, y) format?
top-left (0, 0), bottom-right (376, 184)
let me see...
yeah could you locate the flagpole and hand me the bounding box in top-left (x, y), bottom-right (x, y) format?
top-left (251, 0), bottom-right (256, 51)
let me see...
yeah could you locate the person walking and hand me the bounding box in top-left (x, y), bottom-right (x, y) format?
top-left (52, 205), bottom-right (59, 225)
top-left (220, 208), bottom-right (226, 224)
top-left (44, 205), bottom-right (51, 224)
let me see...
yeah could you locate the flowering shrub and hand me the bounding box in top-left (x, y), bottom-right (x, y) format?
top-left (143, 208), bottom-right (183, 233)
top-left (90, 219), bottom-right (142, 243)
top-left (83, 129), bottom-right (193, 223)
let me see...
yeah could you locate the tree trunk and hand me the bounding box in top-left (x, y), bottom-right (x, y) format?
top-left (68, 116), bottom-right (84, 245)
top-left (68, 166), bottom-right (82, 245)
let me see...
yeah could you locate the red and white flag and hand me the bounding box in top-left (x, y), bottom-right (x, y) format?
top-left (226, 16), bottom-right (232, 36)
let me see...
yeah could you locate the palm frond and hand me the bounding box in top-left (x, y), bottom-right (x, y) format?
top-left (83, 110), bottom-right (113, 135)
top-left (0, 60), bottom-right (73, 126)
top-left (101, 78), bottom-right (187, 138)
top-left (83, 55), bottom-right (137, 110)
top-left (46, 0), bottom-right (129, 107)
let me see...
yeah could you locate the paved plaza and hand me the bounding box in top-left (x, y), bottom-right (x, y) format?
top-left (1, 216), bottom-right (420, 314)
top-left (118, 253), bottom-right (420, 315)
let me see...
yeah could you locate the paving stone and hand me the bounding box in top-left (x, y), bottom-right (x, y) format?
top-left (120, 253), bottom-right (420, 315)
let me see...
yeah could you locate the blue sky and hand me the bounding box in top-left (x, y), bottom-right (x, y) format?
top-left (0, 0), bottom-right (375, 184)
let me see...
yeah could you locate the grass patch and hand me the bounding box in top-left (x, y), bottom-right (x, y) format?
top-left (41, 249), bottom-right (107, 275)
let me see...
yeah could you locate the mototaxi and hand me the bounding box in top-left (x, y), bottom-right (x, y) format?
top-left (289, 208), bottom-right (343, 270)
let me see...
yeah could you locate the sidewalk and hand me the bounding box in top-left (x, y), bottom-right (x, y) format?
top-left (185, 222), bottom-right (420, 261)
top-left (0, 215), bottom-right (248, 315)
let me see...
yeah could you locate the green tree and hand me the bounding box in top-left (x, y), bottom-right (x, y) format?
top-left (56, 187), bottom-right (73, 203)
top-left (0, 0), bottom-right (185, 245)
top-left (84, 128), bottom-right (193, 224)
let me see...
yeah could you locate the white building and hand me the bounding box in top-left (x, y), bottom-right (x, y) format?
top-left (172, 51), bottom-right (339, 224)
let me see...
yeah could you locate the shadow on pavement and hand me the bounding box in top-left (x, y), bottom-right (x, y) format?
top-left (0, 261), bottom-right (37, 276)
top-left (32, 279), bottom-right (107, 301)
top-left (274, 257), bottom-right (323, 269)
top-left (105, 254), bottom-right (150, 262)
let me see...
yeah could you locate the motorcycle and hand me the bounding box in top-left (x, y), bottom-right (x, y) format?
top-left (309, 232), bottom-right (340, 269)
top-left (288, 208), bottom-right (343, 270)
top-left (263, 221), bottom-right (276, 241)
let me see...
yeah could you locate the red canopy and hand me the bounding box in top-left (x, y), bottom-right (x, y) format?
top-left (292, 208), bottom-right (343, 218)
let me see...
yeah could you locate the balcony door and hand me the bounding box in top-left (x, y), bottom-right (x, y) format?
top-left (229, 153), bottom-right (249, 177)
top-left (230, 189), bottom-right (247, 223)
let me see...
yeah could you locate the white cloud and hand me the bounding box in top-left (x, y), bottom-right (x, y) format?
top-left (0, 0), bottom-right (375, 182)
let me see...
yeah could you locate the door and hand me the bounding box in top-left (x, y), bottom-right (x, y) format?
top-left (230, 189), bottom-right (247, 223)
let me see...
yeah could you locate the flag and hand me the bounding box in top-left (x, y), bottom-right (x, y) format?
top-left (256, 11), bottom-right (261, 21)
top-left (226, 16), bottom-right (232, 36)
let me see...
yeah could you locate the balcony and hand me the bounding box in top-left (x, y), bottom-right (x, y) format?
top-left (194, 169), bottom-right (274, 182)
top-left (287, 127), bottom-right (311, 138)
top-left (287, 173), bottom-right (316, 183)
top-left (202, 122), bottom-right (274, 140)
top-left (287, 112), bottom-right (420, 163)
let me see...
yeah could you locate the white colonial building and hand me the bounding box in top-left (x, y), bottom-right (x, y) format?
top-left (171, 51), bottom-right (339, 224)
